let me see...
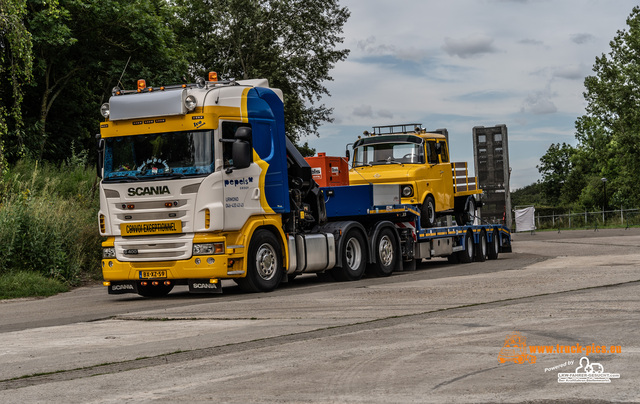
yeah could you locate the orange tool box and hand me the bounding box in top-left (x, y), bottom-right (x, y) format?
top-left (304, 152), bottom-right (349, 187)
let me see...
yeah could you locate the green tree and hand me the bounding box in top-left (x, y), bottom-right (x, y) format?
top-left (175, 0), bottom-right (350, 155)
top-left (537, 142), bottom-right (575, 206)
top-left (579, 5), bottom-right (640, 208)
top-left (10, 0), bottom-right (188, 163)
top-left (0, 0), bottom-right (33, 174)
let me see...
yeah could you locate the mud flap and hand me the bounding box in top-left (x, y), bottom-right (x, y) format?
top-left (108, 281), bottom-right (138, 294)
top-left (188, 279), bottom-right (223, 293)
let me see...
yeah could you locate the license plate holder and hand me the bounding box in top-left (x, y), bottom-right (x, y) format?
top-left (139, 270), bottom-right (167, 279)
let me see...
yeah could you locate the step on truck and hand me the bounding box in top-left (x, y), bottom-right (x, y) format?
top-left (96, 74), bottom-right (511, 297)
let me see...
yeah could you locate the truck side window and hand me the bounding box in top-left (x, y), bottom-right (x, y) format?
top-left (426, 141), bottom-right (438, 164)
top-left (222, 122), bottom-right (251, 168)
top-left (439, 142), bottom-right (449, 163)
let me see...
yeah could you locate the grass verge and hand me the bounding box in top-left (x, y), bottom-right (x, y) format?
top-left (0, 271), bottom-right (70, 300)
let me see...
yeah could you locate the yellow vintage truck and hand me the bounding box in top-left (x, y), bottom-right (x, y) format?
top-left (349, 124), bottom-right (482, 228)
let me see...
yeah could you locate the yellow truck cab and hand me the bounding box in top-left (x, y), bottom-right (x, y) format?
top-left (349, 124), bottom-right (482, 228)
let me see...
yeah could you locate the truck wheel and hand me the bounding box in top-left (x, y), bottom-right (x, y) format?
top-left (137, 282), bottom-right (174, 298)
top-left (475, 230), bottom-right (487, 262)
top-left (332, 230), bottom-right (366, 281)
top-left (240, 229), bottom-right (283, 292)
top-left (420, 196), bottom-right (436, 228)
top-left (488, 229), bottom-right (500, 260)
top-left (367, 228), bottom-right (397, 277)
top-left (455, 196), bottom-right (476, 225)
top-left (457, 230), bottom-right (474, 263)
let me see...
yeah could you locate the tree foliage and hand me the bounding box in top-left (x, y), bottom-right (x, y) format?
top-left (530, 6), bottom-right (640, 210)
top-left (0, 0), bottom-right (33, 174)
top-left (175, 0), bottom-right (350, 154)
top-left (0, 0), bottom-right (350, 163)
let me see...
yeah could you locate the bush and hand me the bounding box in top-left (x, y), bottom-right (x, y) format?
top-left (0, 158), bottom-right (101, 286)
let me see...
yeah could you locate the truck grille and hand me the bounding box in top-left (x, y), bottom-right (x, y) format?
top-left (115, 234), bottom-right (192, 262)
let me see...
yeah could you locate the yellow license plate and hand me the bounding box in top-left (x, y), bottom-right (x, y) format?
top-left (121, 220), bottom-right (182, 236)
top-left (139, 270), bottom-right (167, 279)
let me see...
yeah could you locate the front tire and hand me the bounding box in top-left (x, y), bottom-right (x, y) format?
top-left (420, 196), bottom-right (436, 228)
top-left (238, 229), bottom-right (283, 292)
top-left (332, 230), bottom-right (367, 281)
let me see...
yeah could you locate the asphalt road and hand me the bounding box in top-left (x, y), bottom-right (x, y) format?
top-left (1, 228), bottom-right (639, 403)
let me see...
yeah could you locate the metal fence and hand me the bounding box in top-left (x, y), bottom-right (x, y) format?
top-left (532, 208), bottom-right (640, 230)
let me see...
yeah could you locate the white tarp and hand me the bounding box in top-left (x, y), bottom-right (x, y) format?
top-left (515, 207), bottom-right (536, 232)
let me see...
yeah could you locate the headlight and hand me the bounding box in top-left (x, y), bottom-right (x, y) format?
top-left (402, 185), bottom-right (413, 197)
top-left (100, 103), bottom-right (110, 118)
top-left (193, 242), bottom-right (224, 255)
top-left (102, 247), bottom-right (116, 258)
top-left (184, 95), bottom-right (197, 112)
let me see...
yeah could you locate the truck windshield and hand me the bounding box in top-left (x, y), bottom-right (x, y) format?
top-left (103, 130), bottom-right (214, 181)
top-left (353, 142), bottom-right (424, 167)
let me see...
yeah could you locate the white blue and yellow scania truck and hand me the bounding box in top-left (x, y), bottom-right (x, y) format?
top-left (97, 74), bottom-right (511, 297)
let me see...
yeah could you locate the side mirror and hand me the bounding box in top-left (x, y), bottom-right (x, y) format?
top-left (96, 134), bottom-right (104, 178)
top-left (228, 127), bottom-right (252, 172)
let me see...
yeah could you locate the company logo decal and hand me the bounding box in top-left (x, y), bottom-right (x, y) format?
top-left (558, 357), bottom-right (620, 383)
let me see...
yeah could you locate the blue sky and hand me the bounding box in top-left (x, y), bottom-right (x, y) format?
top-left (307, 0), bottom-right (638, 190)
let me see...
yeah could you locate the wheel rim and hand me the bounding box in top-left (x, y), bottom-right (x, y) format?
top-left (345, 237), bottom-right (363, 270)
top-left (428, 200), bottom-right (435, 223)
top-left (378, 235), bottom-right (394, 267)
top-left (493, 233), bottom-right (499, 254)
top-left (467, 234), bottom-right (474, 259)
top-left (256, 243), bottom-right (277, 281)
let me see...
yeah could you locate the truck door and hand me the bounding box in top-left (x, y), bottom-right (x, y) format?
top-left (438, 141), bottom-right (454, 210)
top-left (426, 140), bottom-right (454, 211)
top-left (221, 121), bottom-right (265, 230)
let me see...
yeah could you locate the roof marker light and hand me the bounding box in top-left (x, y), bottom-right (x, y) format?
top-left (208, 72), bottom-right (218, 82)
top-left (137, 79), bottom-right (146, 92)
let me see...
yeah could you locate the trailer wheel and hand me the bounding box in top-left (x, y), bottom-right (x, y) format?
top-left (475, 230), bottom-right (487, 262)
top-left (239, 229), bottom-right (283, 292)
top-left (488, 229), bottom-right (500, 260)
top-left (368, 228), bottom-right (397, 277)
top-left (420, 196), bottom-right (436, 228)
top-left (458, 230), bottom-right (474, 263)
top-left (137, 282), bottom-right (174, 298)
top-left (332, 230), bottom-right (366, 281)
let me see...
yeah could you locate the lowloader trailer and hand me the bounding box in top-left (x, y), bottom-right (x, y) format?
top-left (96, 74), bottom-right (511, 297)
